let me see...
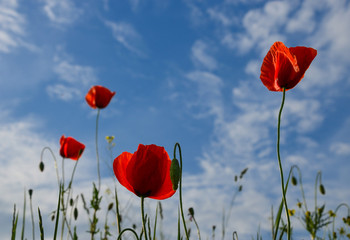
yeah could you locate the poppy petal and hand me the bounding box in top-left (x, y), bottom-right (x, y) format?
top-left (113, 152), bottom-right (135, 194)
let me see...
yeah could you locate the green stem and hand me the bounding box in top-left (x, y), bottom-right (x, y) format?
top-left (40, 147), bottom-right (60, 188)
top-left (54, 184), bottom-right (62, 240)
top-left (276, 88), bottom-right (291, 240)
top-left (21, 189), bottom-right (26, 240)
top-left (29, 192), bottom-right (35, 240)
top-left (174, 143), bottom-right (190, 240)
top-left (114, 187), bottom-right (121, 235)
top-left (141, 197), bottom-right (148, 240)
top-left (117, 228), bottom-right (140, 240)
top-left (95, 108), bottom-right (101, 191)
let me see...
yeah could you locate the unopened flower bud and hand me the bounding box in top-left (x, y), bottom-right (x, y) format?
top-left (170, 158), bottom-right (180, 191)
top-left (74, 208), bottom-right (78, 220)
top-left (28, 189), bottom-right (33, 199)
top-left (108, 202), bottom-right (114, 211)
top-left (319, 184), bottom-right (326, 195)
top-left (39, 161), bottom-right (45, 172)
top-left (291, 176), bottom-right (297, 186)
top-left (70, 198), bottom-right (74, 206)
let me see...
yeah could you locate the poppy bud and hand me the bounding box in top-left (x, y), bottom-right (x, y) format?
top-left (70, 198), bottom-right (74, 206)
top-left (28, 189), bottom-right (33, 199)
top-left (291, 176), bottom-right (297, 186)
top-left (51, 212), bottom-right (55, 221)
top-left (238, 185), bottom-right (243, 192)
top-left (108, 202), bottom-right (114, 211)
top-left (170, 158), bottom-right (180, 191)
top-left (39, 161), bottom-right (45, 172)
top-left (234, 175), bottom-right (238, 182)
top-left (188, 207), bottom-right (194, 216)
top-left (319, 184), bottom-right (326, 195)
top-left (74, 208), bottom-right (78, 220)
top-left (239, 168), bottom-right (248, 178)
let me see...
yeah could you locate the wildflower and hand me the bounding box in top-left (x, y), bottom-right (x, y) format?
top-left (297, 202), bottom-right (302, 208)
top-left (288, 209), bottom-right (295, 216)
top-left (113, 144), bottom-right (176, 200)
top-left (260, 41), bottom-right (317, 91)
top-left (60, 135), bottom-right (85, 160)
top-left (329, 210), bottom-right (336, 218)
top-left (106, 136), bottom-right (115, 144)
top-left (85, 85), bottom-right (115, 109)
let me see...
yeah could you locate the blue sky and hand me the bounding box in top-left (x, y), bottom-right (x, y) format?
top-left (1, 0), bottom-right (350, 239)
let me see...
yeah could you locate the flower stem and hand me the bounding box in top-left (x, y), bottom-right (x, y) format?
top-left (141, 197), bottom-right (148, 240)
top-left (276, 88), bottom-right (291, 240)
top-left (95, 108), bottom-right (101, 191)
top-left (174, 143), bottom-right (190, 240)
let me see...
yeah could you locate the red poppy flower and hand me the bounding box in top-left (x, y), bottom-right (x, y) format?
top-left (60, 135), bottom-right (85, 160)
top-left (85, 85), bottom-right (115, 109)
top-left (113, 144), bottom-right (176, 200)
top-left (260, 41), bottom-right (317, 91)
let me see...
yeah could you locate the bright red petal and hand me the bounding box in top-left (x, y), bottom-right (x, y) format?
top-left (149, 155), bottom-right (176, 200)
top-left (287, 46), bottom-right (317, 88)
top-left (260, 42), bottom-right (299, 91)
top-left (113, 152), bottom-right (135, 194)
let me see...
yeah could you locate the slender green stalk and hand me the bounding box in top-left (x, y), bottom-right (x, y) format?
top-left (54, 184), bottom-right (63, 240)
top-left (38, 208), bottom-right (44, 240)
top-left (95, 108), bottom-right (101, 191)
top-left (114, 187), bottom-right (122, 235)
top-left (117, 228), bottom-right (140, 240)
top-left (40, 147), bottom-right (60, 188)
top-left (174, 143), bottom-right (190, 240)
top-left (153, 204), bottom-right (158, 240)
top-left (21, 189), bottom-right (26, 240)
top-left (29, 190), bottom-right (35, 240)
top-left (141, 197), bottom-right (148, 240)
top-left (11, 204), bottom-right (19, 240)
top-left (276, 88), bottom-right (291, 240)
top-left (192, 215), bottom-right (201, 240)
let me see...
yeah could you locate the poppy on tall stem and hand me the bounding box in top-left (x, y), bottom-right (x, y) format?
top-left (85, 85), bottom-right (115, 191)
top-left (59, 135), bottom-right (85, 238)
top-left (113, 144), bottom-right (176, 240)
top-left (260, 41), bottom-right (317, 240)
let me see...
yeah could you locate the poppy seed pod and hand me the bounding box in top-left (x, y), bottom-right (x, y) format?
top-left (260, 41), bottom-right (317, 91)
top-left (113, 144), bottom-right (176, 200)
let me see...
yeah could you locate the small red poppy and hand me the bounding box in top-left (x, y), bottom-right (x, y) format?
top-left (85, 85), bottom-right (115, 109)
top-left (260, 41), bottom-right (317, 91)
top-left (60, 135), bottom-right (85, 160)
top-left (113, 144), bottom-right (176, 200)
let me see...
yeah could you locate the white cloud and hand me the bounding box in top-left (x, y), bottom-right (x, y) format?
top-left (0, 0), bottom-right (25, 52)
top-left (46, 50), bottom-right (99, 101)
top-left (222, 1), bottom-right (290, 54)
top-left (54, 60), bottom-right (97, 86)
top-left (191, 40), bottom-right (218, 70)
top-left (46, 83), bottom-right (81, 101)
top-left (330, 142), bottom-right (350, 156)
top-left (186, 71), bottom-right (224, 118)
top-left (43, 0), bottom-right (82, 25)
top-left (207, 7), bottom-right (235, 26)
top-left (105, 20), bottom-right (146, 57)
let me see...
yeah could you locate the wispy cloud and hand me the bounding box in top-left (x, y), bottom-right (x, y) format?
top-left (47, 50), bottom-right (98, 101)
top-left (42, 0), bottom-right (82, 25)
top-left (105, 20), bottom-right (146, 57)
top-left (0, 0), bottom-right (26, 53)
top-left (191, 40), bottom-right (218, 70)
top-left (222, 1), bottom-right (290, 54)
